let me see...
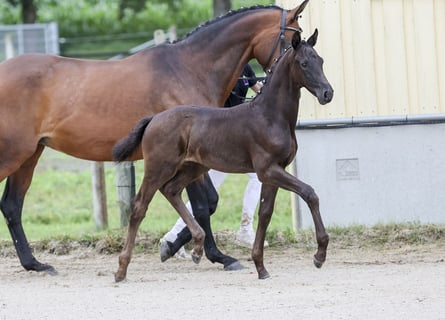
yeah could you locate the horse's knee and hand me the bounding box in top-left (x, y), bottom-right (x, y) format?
top-left (0, 193), bottom-right (21, 225)
top-left (302, 185), bottom-right (319, 206)
top-left (206, 188), bottom-right (218, 215)
top-left (208, 195), bottom-right (218, 215)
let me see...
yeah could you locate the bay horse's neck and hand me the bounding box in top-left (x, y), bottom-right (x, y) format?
top-left (165, 7), bottom-right (283, 106)
top-left (254, 51), bottom-right (301, 132)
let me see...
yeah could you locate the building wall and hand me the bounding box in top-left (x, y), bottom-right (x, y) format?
top-left (276, 0), bottom-right (445, 120)
top-left (294, 123), bottom-right (445, 228)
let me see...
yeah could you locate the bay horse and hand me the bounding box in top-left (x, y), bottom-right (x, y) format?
top-left (0, 2), bottom-right (311, 275)
top-left (113, 29), bottom-right (333, 281)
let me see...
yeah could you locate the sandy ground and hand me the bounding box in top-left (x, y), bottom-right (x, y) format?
top-left (1, 244), bottom-right (444, 320)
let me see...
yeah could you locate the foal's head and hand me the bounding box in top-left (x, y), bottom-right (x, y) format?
top-left (290, 29), bottom-right (334, 105)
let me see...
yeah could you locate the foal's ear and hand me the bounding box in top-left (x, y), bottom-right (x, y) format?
top-left (307, 28), bottom-right (318, 47)
top-left (292, 31), bottom-right (301, 49)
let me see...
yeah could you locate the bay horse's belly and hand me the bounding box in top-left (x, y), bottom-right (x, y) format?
top-left (4, 56), bottom-right (205, 161)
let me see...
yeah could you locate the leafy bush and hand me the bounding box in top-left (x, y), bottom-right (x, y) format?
top-left (1, 0), bottom-right (273, 57)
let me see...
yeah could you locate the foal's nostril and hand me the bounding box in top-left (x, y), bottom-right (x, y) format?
top-left (324, 90), bottom-right (333, 102)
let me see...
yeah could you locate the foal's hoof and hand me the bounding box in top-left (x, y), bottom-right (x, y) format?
top-left (224, 261), bottom-right (244, 271)
top-left (313, 256), bottom-right (324, 269)
top-left (114, 272), bottom-right (126, 283)
top-left (258, 269), bottom-right (270, 280)
top-left (159, 239), bottom-right (172, 262)
top-left (191, 251), bottom-right (202, 264)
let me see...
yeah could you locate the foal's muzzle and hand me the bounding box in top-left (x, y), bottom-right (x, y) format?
top-left (314, 85), bottom-right (334, 105)
top-left (322, 88), bottom-right (334, 104)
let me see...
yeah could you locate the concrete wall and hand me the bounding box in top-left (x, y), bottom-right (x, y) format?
top-left (293, 123), bottom-right (445, 228)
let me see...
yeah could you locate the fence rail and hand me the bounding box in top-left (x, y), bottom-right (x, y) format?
top-left (0, 22), bottom-right (59, 61)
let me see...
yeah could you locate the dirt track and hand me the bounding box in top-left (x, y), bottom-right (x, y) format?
top-left (1, 244), bottom-right (444, 320)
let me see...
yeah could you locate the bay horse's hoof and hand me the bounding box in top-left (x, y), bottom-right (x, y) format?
top-left (223, 261), bottom-right (244, 271)
top-left (43, 265), bottom-right (58, 276)
top-left (159, 239), bottom-right (172, 262)
top-left (313, 256), bottom-right (324, 269)
top-left (25, 261), bottom-right (58, 276)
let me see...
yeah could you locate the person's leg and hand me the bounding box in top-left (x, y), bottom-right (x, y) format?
top-left (235, 172), bottom-right (266, 248)
top-left (207, 169), bottom-right (227, 190)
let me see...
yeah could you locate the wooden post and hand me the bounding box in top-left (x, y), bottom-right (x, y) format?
top-left (115, 29), bottom-right (168, 227)
top-left (91, 162), bottom-right (108, 229)
top-left (115, 161), bottom-right (135, 227)
top-left (5, 33), bottom-right (14, 59)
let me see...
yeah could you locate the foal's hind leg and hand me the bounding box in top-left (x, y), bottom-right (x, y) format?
top-left (159, 170), bottom-right (207, 264)
top-left (161, 174), bottom-right (242, 270)
top-left (115, 177), bottom-right (157, 282)
top-left (0, 145), bottom-right (56, 274)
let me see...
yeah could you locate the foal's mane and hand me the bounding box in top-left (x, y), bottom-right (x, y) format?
top-left (251, 44), bottom-right (293, 102)
top-left (250, 39), bottom-right (311, 103)
top-left (173, 5), bottom-right (281, 44)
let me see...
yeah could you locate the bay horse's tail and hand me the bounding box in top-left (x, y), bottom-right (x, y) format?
top-left (112, 116), bottom-right (153, 162)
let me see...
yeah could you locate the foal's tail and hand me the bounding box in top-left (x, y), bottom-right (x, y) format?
top-left (112, 116), bottom-right (154, 162)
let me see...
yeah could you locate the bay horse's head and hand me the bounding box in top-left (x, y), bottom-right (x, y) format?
top-left (256, 0), bottom-right (310, 70)
top-left (290, 29), bottom-right (334, 105)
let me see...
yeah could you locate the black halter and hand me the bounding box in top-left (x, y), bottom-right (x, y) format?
top-left (263, 9), bottom-right (302, 71)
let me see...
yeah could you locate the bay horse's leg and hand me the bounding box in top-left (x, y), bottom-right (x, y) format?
top-left (251, 184), bottom-right (278, 279)
top-left (260, 164), bottom-right (329, 269)
top-left (0, 145), bottom-right (56, 274)
top-left (115, 177), bottom-right (156, 282)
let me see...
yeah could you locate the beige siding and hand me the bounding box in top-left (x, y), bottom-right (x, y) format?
top-left (276, 0), bottom-right (445, 119)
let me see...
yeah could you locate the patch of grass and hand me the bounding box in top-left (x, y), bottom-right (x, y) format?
top-left (322, 222), bottom-right (445, 249)
top-left (0, 154), bottom-right (292, 243)
top-left (1, 152), bottom-right (445, 255)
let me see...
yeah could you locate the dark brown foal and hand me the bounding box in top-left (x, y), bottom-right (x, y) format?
top-left (113, 29), bottom-right (333, 281)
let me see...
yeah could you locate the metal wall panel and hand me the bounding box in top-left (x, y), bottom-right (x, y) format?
top-left (277, 0), bottom-right (445, 119)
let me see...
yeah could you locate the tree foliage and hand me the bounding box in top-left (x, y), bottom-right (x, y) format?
top-left (0, 0), bottom-right (272, 57)
top-left (1, 0), bottom-right (214, 37)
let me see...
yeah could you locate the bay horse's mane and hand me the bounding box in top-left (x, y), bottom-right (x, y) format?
top-left (172, 5), bottom-right (282, 44)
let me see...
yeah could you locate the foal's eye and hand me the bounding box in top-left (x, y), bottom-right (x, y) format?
top-left (301, 61), bottom-right (308, 68)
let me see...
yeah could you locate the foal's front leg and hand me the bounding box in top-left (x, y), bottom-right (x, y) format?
top-left (265, 164), bottom-right (329, 268)
top-left (252, 184), bottom-right (278, 279)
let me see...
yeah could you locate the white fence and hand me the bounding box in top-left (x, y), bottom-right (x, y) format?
top-left (0, 22), bottom-right (59, 61)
